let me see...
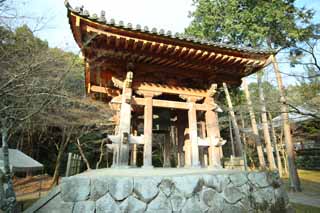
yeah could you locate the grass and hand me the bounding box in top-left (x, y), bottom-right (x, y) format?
top-left (282, 170), bottom-right (320, 212)
top-left (292, 203), bottom-right (320, 213)
top-left (282, 170), bottom-right (320, 196)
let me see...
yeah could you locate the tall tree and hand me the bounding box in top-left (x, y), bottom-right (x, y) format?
top-left (223, 83), bottom-right (243, 157)
top-left (186, 0), bottom-right (316, 48)
top-left (242, 79), bottom-right (266, 168)
top-left (186, 0), bottom-right (317, 191)
top-left (257, 73), bottom-right (277, 170)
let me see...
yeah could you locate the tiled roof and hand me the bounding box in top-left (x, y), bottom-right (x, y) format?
top-left (65, 0), bottom-right (275, 56)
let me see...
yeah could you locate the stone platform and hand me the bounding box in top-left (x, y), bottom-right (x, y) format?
top-left (27, 168), bottom-right (291, 213)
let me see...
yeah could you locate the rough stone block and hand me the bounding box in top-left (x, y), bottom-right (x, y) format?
top-left (222, 202), bottom-right (247, 213)
top-left (248, 172), bottom-right (270, 188)
top-left (73, 201), bottom-right (95, 213)
top-left (119, 196), bottom-right (147, 213)
top-left (159, 178), bottom-right (174, 197)
top-left (181, 196), bottom-right (202, 213)
top-left (207, 193), bottom-right (226, 213)
top-left (169, 189), bottom-right (186, 212)
top-left (223, 186), bottom-right (243, 204)
top-left (134, 176), bottom-right (161, 202)
top-left (60, 202), bottom-right (74, 213)
top-left (203, 174), bottom-right (229, 192)
top-left (200, 187), bottom-right (218, 207)
top-left (60, 176), bottom-right (90, 202)
top-left (275, 185), bottom-right (289, 205)
top-left (172, 175), bottom-right (202, 197)
top-left (147, 191), bottom-right (172, 213)
top-left (90, 176), bottom-right (110, 200)
top-left (96, 193), bottom-right (120, 213)
top-left (229, 172), bottom-right (248, 187)
top-left (109, 177), bottom-right (133, 201)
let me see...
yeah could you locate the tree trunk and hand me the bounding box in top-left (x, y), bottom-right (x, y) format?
top-left (76, 139), bottom-right (91, 171)
top-left (228, 116), bottom-right (235, 157)
top-left (223, 82), bottom-right (243, 157)
top-left (257, 73), bottom-right (277, 170)
top-left (96, 139), bottom-right (106, 169)
top-left (51, 128), bottom-right (71, 187)
top-left (279, 128), bottom-right (289, 175)
top-left (242, 78), bottom-right (266, 168)
top-left (268, 112), bottom-right (284, 176)
top-left (1, 125), bottom-right (16, 212)
top-left (239, 111), bottom-right (248, 170)
top-left (271, 55), bottom-right (301, 192)
top-left (2, 128), bottom-right (10, 175)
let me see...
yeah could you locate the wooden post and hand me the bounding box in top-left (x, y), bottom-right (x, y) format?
top-left (242, 79), bottom-right (266, 168)
top-left (223, 83), bottom-right (243, 157)
top-left (271, 55), bottom-right (301, 191)
top-left (187, 97), bottom-right (200, 167)
top-left (143, 93), bottom-right (154, 168)
top-left (183, 128), bottom-right (192, 167)
top-left (113, 70), bottom-right (133, 167)
top-left (177, 111), bottom-right (186, 167)
top-left (268, 112), bottom-right (284, 176)
top-left (163, 131), bottom-right (171, 167)
top-left (228, 116), bottom-right (236, 156)
top-left (131, 129), bottom-right (138, 167)
top-left (205, 107), bottom-right (222, 168)
top-left (65, 152), bottom-right (72, 177)
top-left (200, 121), bottom-right (206, 167)
top-left (257, 73), bottom-right (277, 170)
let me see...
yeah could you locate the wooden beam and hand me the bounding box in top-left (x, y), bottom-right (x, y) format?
top-left (155, 43), bottom-right (165, 54)
top-left (143, 93), bottom-right (153, 168)
top-left (185, 48), bottom-right (196, 59)
top-left (74, 15), bottom-right (83, 48)
top-left (140, 40), bottom-right (149, 51)
top-left (198, 51), bottom-right (209, 61)
top-left (111, 96), bottom-right (215, 111)
top-left (187, 97), bottom-right (200, 167)
top-left (204, 52), bottom-right (216, 62)
top-left (134, 82), bottom-right (208, 97)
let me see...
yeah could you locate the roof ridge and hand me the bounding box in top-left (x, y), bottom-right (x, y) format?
top-left (64, 0), bottom-right (275, 55)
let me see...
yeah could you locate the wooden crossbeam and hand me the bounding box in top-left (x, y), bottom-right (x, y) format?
top-left (90, 85), bottom-right (120, 96)
top-left (134, 82), bottom-right (208, 97)
top-left (111, 96), bottom-right (216, 111)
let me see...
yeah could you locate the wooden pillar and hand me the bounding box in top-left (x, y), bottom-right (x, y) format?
top-left (183, 128), bottom-right (192, 168)
top-left (163, 131), bottom-right (171, 167)
top-left (205, 102), bottom-right (222, 168)
top-left (242, 79), bottom-right (266, 168)
top-left (187, 97), bottom-right (200, 167)
top-left (199, 121), bottom-right (206, 167)
top-left (114, 76), bottom-right (132, 167)
top-left (228, 116), bottom-right (236, 157)
top-left (131, 128), bottom-right (138, 167)
top-left (271, 55), bottom-right (301, 191)
top-left (223, 83), bottom-right (243, 157)
top-left (142, 93), bottom-right (154, 168)
top-left (177, 111), bottom-right (186, 167)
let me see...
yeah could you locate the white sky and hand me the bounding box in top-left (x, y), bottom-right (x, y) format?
top-left (15, 0), bottom-right (194, 52)
top-left (12, 0), bottom-right (319, 86)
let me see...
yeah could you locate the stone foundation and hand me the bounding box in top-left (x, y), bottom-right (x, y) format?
top-left (27, 169), bottom-right (291, 213)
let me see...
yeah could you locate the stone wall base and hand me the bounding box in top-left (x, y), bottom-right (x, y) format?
top-left (27, 169), bottom-right (291, 213)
